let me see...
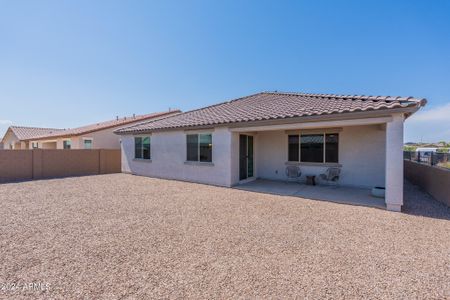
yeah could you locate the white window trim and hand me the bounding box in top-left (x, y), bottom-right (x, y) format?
top-left (184, 161), bottom-right (214, 166)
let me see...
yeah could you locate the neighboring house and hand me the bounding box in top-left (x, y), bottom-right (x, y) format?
top-left (1, 126), bottom-right (64, 149)
top-left (115, 91), bottom-right (426, 212)
top-left (22, 110), bottom-right (180, 150)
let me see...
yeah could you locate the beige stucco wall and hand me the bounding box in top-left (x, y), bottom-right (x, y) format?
top-left (120, 124), bottom-right (386, 189)
top-left (42, 141), bottom-right (57, 149)
top-left (77, 127), bottom-right (123, 149)
top-left (21, 141), bottom-right (29, 149)
top-left (121, 128), bottom-right (233, 187)
top-left (251, 125), bottom-right (386, 188)
top-left (1, 130), bottom-right (19, 149)
top-left (39, 128), bottom-right (121, 150)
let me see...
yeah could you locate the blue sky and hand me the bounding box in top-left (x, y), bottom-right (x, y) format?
top-left (1, 0), bottom-right (449, 142)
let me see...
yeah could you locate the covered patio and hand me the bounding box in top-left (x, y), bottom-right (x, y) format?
top-left (230, 114), bottom-right (405, 211)
top-left (41, 140), bottom-right (58, 149)
top-left (234, 179), bottom-right (386, 209)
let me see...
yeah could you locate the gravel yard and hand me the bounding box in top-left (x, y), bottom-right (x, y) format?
top-left (0, 174), bottom-right (449, 299)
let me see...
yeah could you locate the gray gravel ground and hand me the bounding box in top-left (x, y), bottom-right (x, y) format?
top-left (0, 174), bottom-right (449, 299)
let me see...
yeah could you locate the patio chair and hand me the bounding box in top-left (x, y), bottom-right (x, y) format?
top-left (319, 167), bottom-right (341, 186)
top-left (285, 165), bottom-right (301, 183)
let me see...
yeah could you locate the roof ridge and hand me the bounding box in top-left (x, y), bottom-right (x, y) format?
top-left (114, 110), bottom-right (184, 132)
top-left (80, 110), bottom-right (180, 127)
top-left (10, 125), bottom-right (64, 130)
top-left (23, 110), bottom-right (180, 141)
top-left (122, 92), bottom-right (265, 127)
top-left (181, 92), bottom-right (265, 114)
top-left (262, 91), bottom-right (425, 102)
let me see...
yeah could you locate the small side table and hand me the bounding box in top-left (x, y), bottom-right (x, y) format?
top-left (306, 175), bottom-right (316, 186)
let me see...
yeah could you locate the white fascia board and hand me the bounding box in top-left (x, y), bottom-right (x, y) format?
top-left (229, 116), bottom-right (393, 132)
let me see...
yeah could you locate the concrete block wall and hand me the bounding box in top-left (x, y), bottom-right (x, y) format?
top-left (404, 160), bottom-right (450, 207)
top-left (0, 150), bottom-right (33, 182)
top-left (0, 149), bottom-right (121, 183)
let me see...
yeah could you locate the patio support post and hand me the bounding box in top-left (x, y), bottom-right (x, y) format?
top-left (385, 114), bottom-right (404, 212)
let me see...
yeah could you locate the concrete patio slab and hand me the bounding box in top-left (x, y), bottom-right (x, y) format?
top-left (234, 179), bottom-right (386, 209)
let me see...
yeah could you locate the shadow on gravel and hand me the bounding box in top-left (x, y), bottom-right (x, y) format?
top-left (402, 180), bottom-right (450, 221)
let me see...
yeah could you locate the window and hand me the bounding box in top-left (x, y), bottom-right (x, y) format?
top-left (63, 140), bottom-right (71, 149)
top-left (199, 134), bottom-right (212, 162)
top-left (288, 133), bottom-right (339, 163)
top-left (134, 137), bottom-right (151, 160)
top-left (301, 134), bottom-right (324, 163)
top-left (288, 135), bottom-right (299, 162)
top-left (186, 134), bottom-right (198, 161)
top-left (186, 133), bottom-right (212, 162)
top-left (31, 142), bottom-right (38, 149)
top-left (83, 139), bottom-right (93, 149)
top-left (325, 134), bottom-right (339, 163)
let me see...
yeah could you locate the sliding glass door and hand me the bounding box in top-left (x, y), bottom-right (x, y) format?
top-left (239, 135), bottom-right (254, 180)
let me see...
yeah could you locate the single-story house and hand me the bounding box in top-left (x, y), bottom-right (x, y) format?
top-left (115, 91), bottom-right (426, 212)
top-left (20, 110), bottom-right (180, 150)
top-left (1, 126), bottom-right (64, 149)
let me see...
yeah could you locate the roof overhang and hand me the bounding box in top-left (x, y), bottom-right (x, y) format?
top-left (26, 133), bottom-right (78, 142)
top-left (116, 106), bottom-right (421, 135)
top-left (229, 116), bottom-right (393, 132)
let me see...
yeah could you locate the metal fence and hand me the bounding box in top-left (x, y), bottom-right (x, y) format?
top-left (404, 151), bottom-right (450, 169)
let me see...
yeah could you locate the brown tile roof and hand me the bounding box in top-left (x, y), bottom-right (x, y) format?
top-left (24, 110), bottom-right (181, 141)
top-left (5, 126), bottom-right (64, 141)
top-left (115, 91), bottom-right (426, 133)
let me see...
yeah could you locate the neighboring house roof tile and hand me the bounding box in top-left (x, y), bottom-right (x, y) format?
top-left (24, 110), bottom-right (181, 141)
top-left (6, 126), bottom-right (64, 141)
top-left (115, 91), bottom-right (426, 133)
